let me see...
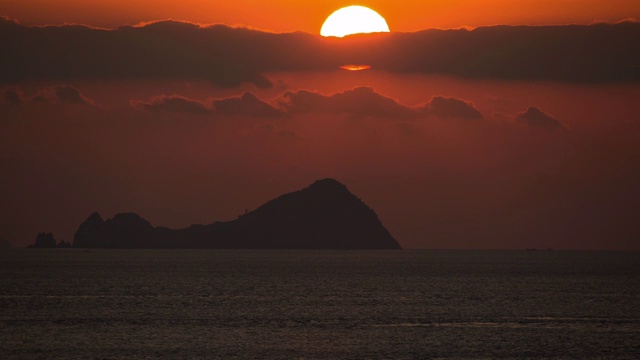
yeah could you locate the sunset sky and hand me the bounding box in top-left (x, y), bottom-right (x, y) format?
top-left (2, 0), bottom-right (639, 31)
top-left (1, 2), bottom-right (639, 250)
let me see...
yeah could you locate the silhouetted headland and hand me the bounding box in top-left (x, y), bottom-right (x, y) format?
top-left (38, 179), bottom-right (400, 249)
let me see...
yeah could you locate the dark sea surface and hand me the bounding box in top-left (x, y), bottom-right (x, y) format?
top-left (1, 250), bottom-right (639, 359)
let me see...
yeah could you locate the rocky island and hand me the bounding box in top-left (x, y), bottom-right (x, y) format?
top-left (33, 179), bottom-right (400, 249)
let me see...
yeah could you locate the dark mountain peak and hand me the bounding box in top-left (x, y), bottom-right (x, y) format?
top-left (306, 178), bottom-right (349, 193)
top-left (86, 212), bottom-right (104, 224)
top-left (73, 212), bottom-right (151, 248)
top-left (74, 212), bottom-right (154, 248)
top-left (247, 178), bottom-right (354, 219)
top-left (74, 212), bottom-right (105, 248)
top-left (108, 213), bottom-right (152, 228)
top-left (231, 179), bottom-right (399, 249)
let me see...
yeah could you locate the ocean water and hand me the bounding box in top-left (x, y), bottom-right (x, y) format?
top-left (1, 250), bottom-right (639, 359)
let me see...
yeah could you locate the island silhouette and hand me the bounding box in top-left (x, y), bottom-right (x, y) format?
top-left (32, 179), bottom-right (400, 249)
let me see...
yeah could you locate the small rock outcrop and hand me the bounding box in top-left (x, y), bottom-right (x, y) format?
top-left (56, 240), bottom-right (72, 248)
top-left (29, 233), bottom-right (57, 248)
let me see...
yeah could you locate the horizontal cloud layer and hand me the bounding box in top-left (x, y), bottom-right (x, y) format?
top-left (6, 85), bottom-right (563, 131)
top-left (2, 85), bottom-right (95, 105)
top-left (131, 92), bottom-right (284, 117)
top-left (131, 95), bottom-right (211, 114)
top-left (279, 87), bottom-right (418, 119)
top-left (1, 18), bottom-right (639, 85)
top-left (213, 92), bottom-right (284, 118)
top-left (516, 107), bottom-right (564, 130)
top-left (424, 96), bottom-right (483, 120)
top-left (131, 87), bottom-right (489, 121)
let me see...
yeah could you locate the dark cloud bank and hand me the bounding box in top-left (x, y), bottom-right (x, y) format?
top-left (4, 84), bottom-right (95, 105)
top-left (130, 92), bottom-right (285, 117)
top-left (1, 18), bottom-right (639, 86)
top-left (126, 88), bottom-right (568, 134)
top-left (6, 85), bottom-right (562, 129)
top-left (516, 107), bottom-right (564, 130)
top-left (3, 84), bottom-right (527, 130)
top-left (128, 87), bottom-right (489, 121)
top-left (279, 87), bottom-right (417, 119)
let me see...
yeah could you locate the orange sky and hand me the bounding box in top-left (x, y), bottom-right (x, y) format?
top-left (1, 0), bottom-right (639, 32)
top-left (2, 6), bottom-right (639, 249)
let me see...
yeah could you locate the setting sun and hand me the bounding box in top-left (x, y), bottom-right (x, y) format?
top-left (2, 0), bottom-right (640, 357)
top-left (320, 6), bottom-right (390, 37)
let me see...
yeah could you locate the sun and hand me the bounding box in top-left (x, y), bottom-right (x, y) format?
top-left (320, 6), bottom-right (390, 38)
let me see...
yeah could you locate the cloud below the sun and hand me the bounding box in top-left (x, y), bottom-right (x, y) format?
top-left (279, 87), bottom-right (417, 119)
top-left (1, 18), bottom-right (639, 86)
top-left (130, 92), bottom-right (285, 117)
top-left (3, 85), bottom-right (570, 134)
top-left (424, 96), bottom-right (483, 120)
top-left (128, 87), bottom-right (488, 121)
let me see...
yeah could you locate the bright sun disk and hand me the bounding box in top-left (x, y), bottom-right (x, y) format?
top-left (320, 5), bottom-right (390, 38)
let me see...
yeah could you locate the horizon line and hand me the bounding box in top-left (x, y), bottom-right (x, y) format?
top-left (3, 15), bottom-right (639, 35)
